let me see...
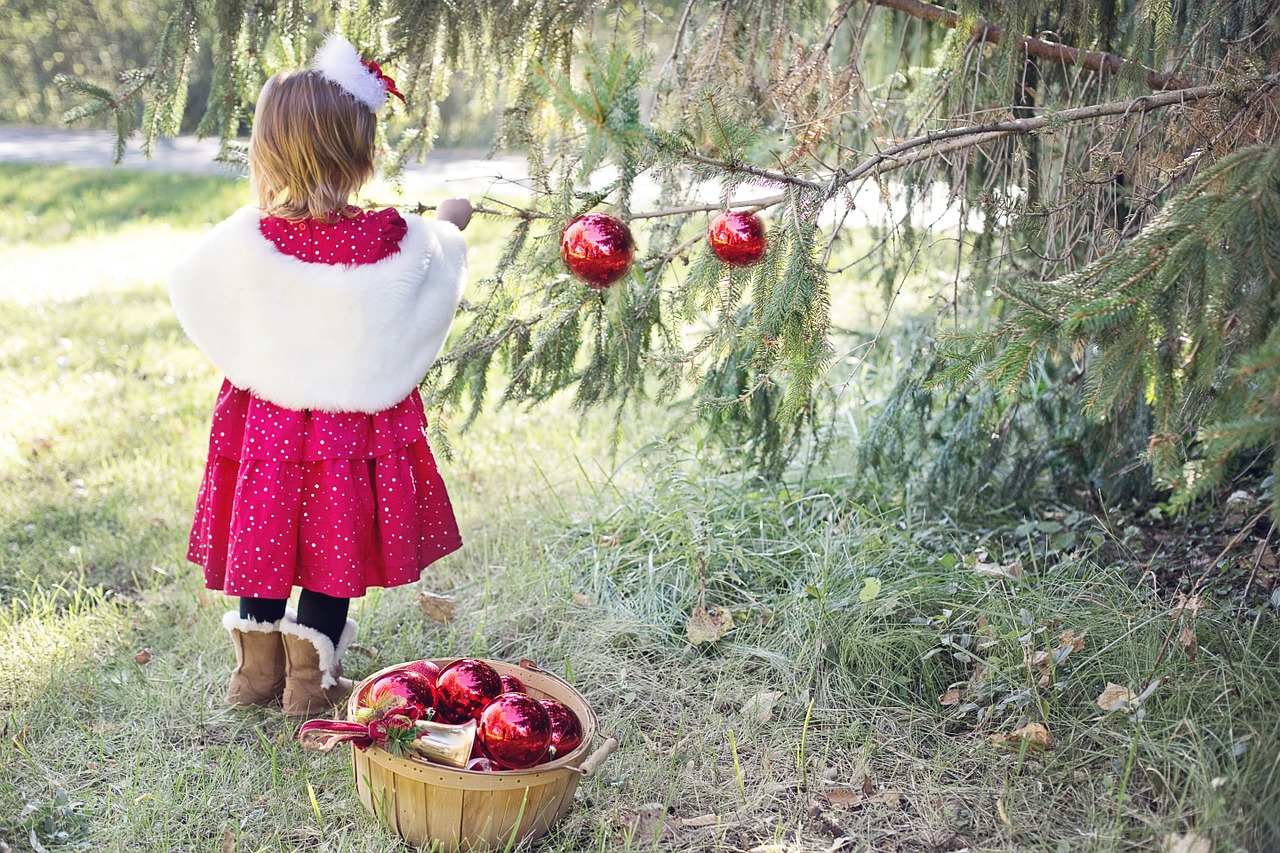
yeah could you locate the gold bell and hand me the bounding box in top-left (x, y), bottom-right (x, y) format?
top-left (406, 718), bottom-right (476, 769)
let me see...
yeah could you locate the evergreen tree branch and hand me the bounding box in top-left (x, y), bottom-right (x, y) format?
top-left (649, 76), bottom-right (1276, 224)
top-left (838, 76), bottom-right (1280, 184)
top-left (868, 0), bottom-right (1188, 90)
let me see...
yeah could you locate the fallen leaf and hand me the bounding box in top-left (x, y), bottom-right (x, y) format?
top-left (938, 688), bottom-right (964, 706)
top-left (824, 789), bottom-right (865, 808)
top-left (1096, 682), bottom-right (1135, 713)
top-left (619, 805), bottom-right (680, 842)
top-left (996, 797), bottom-right (1012, 828)
top-left (686, 605), bottom-right (733, 645)
top-left (858, 577), bottom-right (883, 603)
top-left (1253, 538), bottom-right (1278, 570)
top-left (414, 591), bottom-right (456, 624)
top-left (989, 722), bottom-right (1052, 749)
top-left (1056, 628), bottom-right (1088, 653)
top-left (29, 830), bottom-right (49, 853)
top-left (1168, 592), bottom-right (1204, 621)
top-left (1025, 648), bottom-right (1050, 670)
top-left (871, 787), bottom-right (902, 809)
top-left (1178, 624), bottom-right (1199, 660)
top-left (973, 555), bottom-right (1023, 581)
top-left (1162, 831), bottom-right (1211, 853)
top-left (220, 828), bottom-right (236, 853)
top-left (682, 813), bottom-right (719, 827)
top-left (133, 648), bottom-right (152, 665)
top-left (740, 690), bottom-right (784, 723)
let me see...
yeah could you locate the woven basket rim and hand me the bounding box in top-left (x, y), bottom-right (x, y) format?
top-left (347, 658), bottom-right (598, 777)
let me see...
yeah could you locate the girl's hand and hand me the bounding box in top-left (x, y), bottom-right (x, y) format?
top-left (437, 198), bottom-right (473, 232)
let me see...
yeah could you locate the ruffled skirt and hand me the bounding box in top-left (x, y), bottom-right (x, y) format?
top-left (187, 380), bottom-right (462, 598)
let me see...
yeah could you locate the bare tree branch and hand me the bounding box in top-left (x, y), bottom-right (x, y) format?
top-left (869, 0), bottom-right (1188, 90)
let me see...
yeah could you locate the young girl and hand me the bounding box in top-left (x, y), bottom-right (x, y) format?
top-left (169, 35), bottom-right (472, 718)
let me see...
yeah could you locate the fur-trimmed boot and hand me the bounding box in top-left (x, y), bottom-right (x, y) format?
top-left (223, 611), bottom-right (287, 707)
top-left (279, 613), bottom-right (357, 718)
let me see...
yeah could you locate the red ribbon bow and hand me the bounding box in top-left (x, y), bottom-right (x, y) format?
top-left (360, 58), bottom-right (406, 104)
top-left (298, 717), bottom-right (400, 753)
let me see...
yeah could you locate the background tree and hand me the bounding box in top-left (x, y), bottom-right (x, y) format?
top-left (54, 0), bottom-right (1280, 516)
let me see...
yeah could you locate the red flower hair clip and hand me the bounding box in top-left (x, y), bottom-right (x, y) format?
top-left (361, 58), bottom-right (406, 105)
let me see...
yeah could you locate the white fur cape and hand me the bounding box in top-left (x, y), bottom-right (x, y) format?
top-left (170, 206), bottom-right (466, 413)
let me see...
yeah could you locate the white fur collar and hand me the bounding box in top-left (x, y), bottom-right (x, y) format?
top-left (169, 206), bottom-right (466, 413)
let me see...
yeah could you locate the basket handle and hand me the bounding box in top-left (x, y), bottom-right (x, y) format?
top-left (572, 735), bottom-right (618, 777)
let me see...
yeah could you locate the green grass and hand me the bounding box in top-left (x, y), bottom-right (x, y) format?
top-left (2, 163), bottom-right (1279, 852)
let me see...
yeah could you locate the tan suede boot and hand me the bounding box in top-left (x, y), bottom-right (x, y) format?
top-left (223, 611), bottom-right (286, 707)
top-left (279, 614), bottom-right (357, 718)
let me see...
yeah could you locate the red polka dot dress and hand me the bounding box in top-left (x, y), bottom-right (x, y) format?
top-left (186, 207), bottom-right (463, 599)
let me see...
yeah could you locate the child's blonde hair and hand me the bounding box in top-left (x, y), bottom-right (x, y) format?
top-left (249, 70), bottom-right (376, 221)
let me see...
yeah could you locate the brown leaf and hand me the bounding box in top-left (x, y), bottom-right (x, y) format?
top-left (686, 605), bottom-right (733, 645)
top-left (740, 690), bottom-right (784, 723)
top-left (996, 797), bottom-right (1012, 828)
top-left (824, 789), bottom-right (865, 808)
top-left (220, 829), bottom-right (236, 853)
top-left (1025, 649), bottom-right (1050, 670)
top-left (414, 591), bottom-right (457, 624)
top-left (1162, 831), bottom-right (1211, 853)
top-left (870, 787), bottom-right (902, 809)
top-left (133, 648), bottom-right (152, 665)
top-left (1168, 592), bottom-right (1205, 621)
top-left (682, 814), bottom-right (719, 828)
top-left (1179, 625), bottom-right (1199, 661)
top-left (989, 722), bottom-right (1052, 749)
top-left (1253, 538), bottom-right (1278, 570)
top-left (619, 805), bottom-right (680, 842)
top-left (1056, 628), bottom-right (1088, 653)
top-left (972, 555), bottom-right (1023, 581)
top-left (938, 688), bottom-right (964, 706)
top-left (1096, 682), bottom-right (1135, 713)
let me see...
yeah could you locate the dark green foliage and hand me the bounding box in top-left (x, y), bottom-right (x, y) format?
top-left (931, 145), bottom-right (1280, 516)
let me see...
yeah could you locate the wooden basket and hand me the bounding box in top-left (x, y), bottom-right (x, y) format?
top-left (346, 659), bottom-right (617, 852)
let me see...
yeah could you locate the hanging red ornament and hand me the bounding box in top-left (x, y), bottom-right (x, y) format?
top-left (354, 668), bottom-right (436, 722)
top-left (404, 659), bottom-right (442, 687)
top-left (477, 693), bottom-right (553, 769)
top-left (708, 210), bottom-right (767, 267)
top-left (499, 674), bottom-right (525, 695)
top-left (434, 659), bottom-right (504, 724)
top-left (540, 699), bottom-right (584, 758)
top-left (561, 213), bottom-right (635, 288)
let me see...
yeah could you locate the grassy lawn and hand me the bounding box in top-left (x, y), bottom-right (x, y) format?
top-left (1, 162), bottom-right (1278, 852)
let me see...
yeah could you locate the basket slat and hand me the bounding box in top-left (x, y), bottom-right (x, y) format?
top-left (368, 758), bottom-right (400, 834)
top-left (395, 776), bottom-right (429, 845)
top-left (425, 769), bottom-right (465, 849)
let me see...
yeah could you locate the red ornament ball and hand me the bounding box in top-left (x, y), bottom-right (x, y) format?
top-left (708, 210), bottom-right (767, 267)
top-left (404, 659), bottom-right (442, 686)
top-left (478, 693), bottom-right (553, 769)
top-left (561, 213), bottom-right (635, 288)
top-left (356, 669), bottom-right (436, 721)
top-left (540, 699), bottom-right (584, 758)
top-left (499, 674), bottom-right (525, 695)
top-left (434, 659), bottom-right (504, 724)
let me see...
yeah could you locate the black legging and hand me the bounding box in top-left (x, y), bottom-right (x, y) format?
top-left (240, 589), bottom-right (350, 648)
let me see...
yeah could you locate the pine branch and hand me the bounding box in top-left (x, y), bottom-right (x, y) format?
top-left (868, 0), bottom-right (1187, 90)
top-left (837, 76), bottom-right (1279, 185)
